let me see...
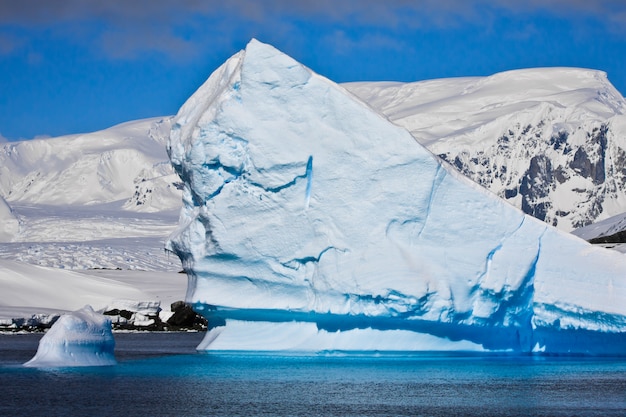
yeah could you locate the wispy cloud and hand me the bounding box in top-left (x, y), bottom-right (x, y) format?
top-left (98, 27), bottom-right (198, 60)
top-left (325, 30), bottom-right (408, 56)
top-left (0, 32), bottom-right (24, 54)
top-left (2, 0), bottom-right (624, 28)
top-left (608, 10), bottom-right (626, 34)
top-left (0, 0), bottom-right (624, 61)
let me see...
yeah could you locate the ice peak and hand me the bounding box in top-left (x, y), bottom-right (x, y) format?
top-left (244, 37), bottom-right (283, 60)
top-left (168, 41), bottom-right (626, 354)
top-left (241, 38), bottom-right (313, 88)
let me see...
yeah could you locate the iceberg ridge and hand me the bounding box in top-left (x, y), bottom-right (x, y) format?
top-left (167, 39), bottom-right (626, 354)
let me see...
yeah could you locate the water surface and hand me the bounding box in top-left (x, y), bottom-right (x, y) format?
top-left (1, 333), bottom-right (624, 416)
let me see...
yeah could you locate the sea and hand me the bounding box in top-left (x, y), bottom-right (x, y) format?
top-left (1, 332), bottom-right (625, 417)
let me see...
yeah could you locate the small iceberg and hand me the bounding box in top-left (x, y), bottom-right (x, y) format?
top-left (24, 305), bottom-right (116, 367)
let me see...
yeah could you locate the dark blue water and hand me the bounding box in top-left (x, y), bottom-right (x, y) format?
top-left (1, 333), bottom-right (625, 416)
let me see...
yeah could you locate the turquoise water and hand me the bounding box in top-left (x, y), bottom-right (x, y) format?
top-left (1, 333), bottom-right (625, 416)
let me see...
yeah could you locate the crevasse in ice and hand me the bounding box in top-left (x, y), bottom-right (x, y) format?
top-left (167, 39), bottom-right (626, 354)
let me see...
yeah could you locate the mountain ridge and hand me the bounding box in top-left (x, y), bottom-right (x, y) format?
top-left (2, 64), bottom-right (626, 255)
top-left (345, 67), bottom-right (626, 231)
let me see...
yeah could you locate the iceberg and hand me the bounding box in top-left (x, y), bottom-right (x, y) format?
top-left (167, 39), bottom-right (626, 354)
top-left (24, 305), bottom-right (116, 367)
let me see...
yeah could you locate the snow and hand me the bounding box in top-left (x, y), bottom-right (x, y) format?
top-left (0, 195), bottom-right (19, 242)
top-left (0, 117), bottom-right (181, 211)
top-left (0, 202), bottom-right (181, 270)
top-left (168, 39), bottom-right (626, 354)
top-left (344, 69), bottom-right (626, 231)
top-left (0, 112), bottom-right (190, 330)
top-left (23, 305), bottom-right (116, 367)
top-left (0, 258), bottom-right (188, 329)
top-left (572, 211), bottom-right (626, 240)
top-left (0, 115), bottom-right (184, 271)
top-left (0, 259), bottom-right (149, 313)
top-left (571, 211), bottom-right (626, 253)
top-left (0, 259), bottom-right (147, 319)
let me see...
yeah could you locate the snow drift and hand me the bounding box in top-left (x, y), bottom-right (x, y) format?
top-left (24, 305), bottom-right (116, 367)
top-left (168, 40), bottom-right (626, 354)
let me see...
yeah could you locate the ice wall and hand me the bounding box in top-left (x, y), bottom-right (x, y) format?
top-left (167, 39), bottom-right (626, 354)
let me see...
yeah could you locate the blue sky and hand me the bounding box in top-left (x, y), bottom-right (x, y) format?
top-left (1, 0), bottom-right (625, 140)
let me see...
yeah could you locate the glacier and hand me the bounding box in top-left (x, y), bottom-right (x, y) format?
top-left (24, 305), bottom-right (116, 367)
top-left (167, 39), bottom-right (626, 354)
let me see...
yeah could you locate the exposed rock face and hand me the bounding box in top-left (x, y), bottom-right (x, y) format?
top-left (166, 301), bottom-right (208, 329)
top-left (345, 71), bottom-right (626, 231)
top-left (102, 300), bottom-right (207, 331)
top-left (519, 154), bottom-right (553, 222)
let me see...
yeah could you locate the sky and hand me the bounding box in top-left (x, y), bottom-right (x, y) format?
top-left (1, 0), bottom-right (625, 141)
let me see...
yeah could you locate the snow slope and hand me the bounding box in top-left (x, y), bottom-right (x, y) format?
top-left (168, 39), bottom-right (626, 354)
top-left (0, 259), bottom-right (149, 316)
top-left (0, 118), bottom-right (184, 271)
top-left (0, 196), bottom-right (19, 242)
top-left (571, 210), bottom-right (626, 253)
top-left (0, 117), bottom-right (181, 211)
top-left (345, 70), bottom-right (626, 231)
top-left (0, 104), bottom-right (188, 328)
top-left (0, 258), bottom-right (189, 329)
top-left (0, 203), bottom-right (181, 270)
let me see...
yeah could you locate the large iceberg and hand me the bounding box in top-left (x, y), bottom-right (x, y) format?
top-left (167, 39), bottom-right (626, 354)
top-left (24, 305), bottom-right (116, 367)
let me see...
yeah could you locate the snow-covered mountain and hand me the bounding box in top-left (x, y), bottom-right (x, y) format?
top-left (0, 117), bottom-right (185, 270)
top-left (0, 117), bottom-right (181, 211)
top-left (0, 257), bottom-right (190, 330)
top-left (167, 39), bottom-right (626, 354)
top-left (3, 36), bottom-right (626, 349)
top-left (0, 97), bottom-right (196, 329)
top-left (571, 210), bottom-right (626, 246)
top-left (4, 65), bottom-right (623, 251)
top-left (345, 69), bottom-right (626, 231)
